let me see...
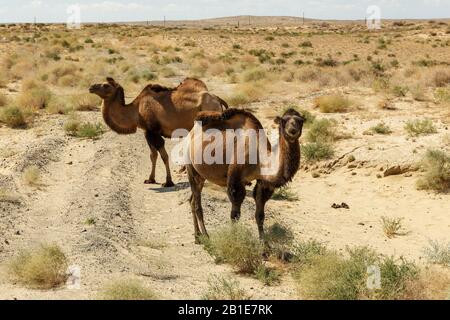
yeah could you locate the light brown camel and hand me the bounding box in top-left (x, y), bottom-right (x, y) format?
top-left (89, 77), bottom-right (228, 187)
top-left (186, 108), bottom-right (304, 242)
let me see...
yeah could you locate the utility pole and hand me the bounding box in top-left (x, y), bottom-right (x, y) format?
top-left (248, 16), bottom-right (251, 26)
top-left (303, 12), bottom-right (305, 25)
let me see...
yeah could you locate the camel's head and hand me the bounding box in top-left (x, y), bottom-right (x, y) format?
top-left (89, 77), bottom-right (124, 101)
top-left (275, 109), bottom-right (304, 142)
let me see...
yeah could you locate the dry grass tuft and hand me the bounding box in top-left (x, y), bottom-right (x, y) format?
top-left (8, 243), bottom-right (68, 289)
top-left (314, 94), bottom-right (352, 113)
top-left (201, 223), bottom-right (263, 274)
top-left (381, 216), bottom-right (408, 238)
top-left (0, 105), bottom-right (27, 128)
top-left (202, 276), bottom-right (251, 300)
top-left (405, 119), bottom-right (437, 137)
top-left (22, 166), bottom-right (41, 187)
top-left (100, 279), bottom-right (157, 300)
top-left (417, 149), bottom-right (450, 193)
top-left (423, 240), bottom-right (450, 267)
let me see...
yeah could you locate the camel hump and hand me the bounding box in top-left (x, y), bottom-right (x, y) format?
top-left (197, 91), bottom-right (225, 112)
top-left (196, 108), bottom-right (263, 128)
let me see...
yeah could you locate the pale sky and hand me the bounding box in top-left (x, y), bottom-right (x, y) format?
top-left (0, 0), bottom-right (449, 23)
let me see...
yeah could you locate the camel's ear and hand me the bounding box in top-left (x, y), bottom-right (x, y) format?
top-left (106, 77), bottom-right (118, 87)
top-left (274, 117), bottom-right (282, 125)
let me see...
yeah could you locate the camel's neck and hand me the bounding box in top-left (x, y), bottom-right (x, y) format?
top-left (262, 133), bottom-right (300, 188)
top-left (102, 95), bottom-right (139, 135)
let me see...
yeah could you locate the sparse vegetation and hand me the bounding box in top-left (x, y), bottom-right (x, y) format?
top-left (302, 142), bottom-right (334, 162)
top-left (64, 118), bottom-right (105, 139)
top-left (381, 216), bottom-right (407, 238)
top-left (423, 240), bottom-right (450, 267)
top-left (370, 122), bottom-right (392, 135)
top-left (202, 276), bottom-right (251, 300)
top-left (314, 94), bottom-right (352, 113)
top-left (201, 223), bottom-right (263, 274)
top-left (417, 149), bottom-right (450, 193)
top-left (0, 105), bottom-right (27, 128)
top-left (271, 186), bottom-right (298, 202)
top-left (100, 279), bottom-right (157, 300)
top-left (22, 166), bottom-right (41, 187)
top-left (8, 244), bottom-right (68, 289)
top-left (405, 119), bottom-right (437, 137)
top-left (294, 246), bottom-right (424, 300)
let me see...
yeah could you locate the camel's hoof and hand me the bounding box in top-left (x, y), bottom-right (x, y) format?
top-left (144, 179), bottom-right (156, 184)
top-left (162, 181), bottom-right (175, 188)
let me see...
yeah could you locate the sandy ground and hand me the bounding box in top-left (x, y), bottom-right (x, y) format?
top-left (0, 85), bottom-right (449, 300)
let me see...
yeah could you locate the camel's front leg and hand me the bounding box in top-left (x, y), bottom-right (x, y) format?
top-left (253, 181), bottom-right (274, 240)
top-left (227, 167), bottom-right (246, 222)
top-left (187, 165), bottom-right (207, 243)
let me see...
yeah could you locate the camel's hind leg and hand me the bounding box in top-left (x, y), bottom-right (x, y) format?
top-left (145, 131), bottom-right (174, 187)
top-left (253, 181), bottom-right (274, 240)
top-left (227, 166), bottom-right (246, 222)
top-left (187, 165), bottom-right (207, 243)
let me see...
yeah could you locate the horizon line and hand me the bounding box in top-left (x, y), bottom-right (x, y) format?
top-left (1, 14), bottom-right (450, 24)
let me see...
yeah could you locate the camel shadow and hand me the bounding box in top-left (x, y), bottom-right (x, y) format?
top-left (148, 182), bottom-right (190, 193)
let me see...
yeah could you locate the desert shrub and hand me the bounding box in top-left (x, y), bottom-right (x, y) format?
top-left (294, 246), bottom-right (421, 300)
top-left (370, 122), bottom-right (392, 135)
top-left (8, 244), bottom-right (68, 289)
top-left (22, 166), bottom-right (41, 186)
top-left (391, 85), bottom-right (409, 97)
top-left (242, 68), bottom-right (267, 82)
top-left (64, 119), bottom-right (105, 139)
top-left (291, 239), bottom-right (328, 266)
top-left (302, 142), bottom-right (334, 162)
top-left (314, 94), bottom-right (351, 113)
top-left (381, 217), bottom-right (407, 238)
top-left (202, 223), bottom-right (263, 274)
top-left (434, 87), bottom-right (450, 104)
top-left (254, 265), bottom-right (282, 286)
top-left (433, 70), bottom-right (450, 87)
top-left (423, 240), bottom-right (450, 267)
top-left (264, 222), bottom-right (295, 261)
top-left (71, 94), bottom-right (101, 111)
top-left (417, 149), bottom-right (450, 193)
top-left (405, 119), bottom-right (437, 136)
top-left (46, 97), bottom-right (73, 115)
top-left (17, 84), bottom-right (52, 109)
top-left (271, 186), bottom-right (298, 202)
top-left (0, 106), bottom-right (26, 128)
top-left (100, 279), bottom-right (157, 300)
top-left (226, 83), bottom-right (264, 106)
top-left (202, 276), bottom-right (250, 300)
top-left (306, 118), bottom-right (337, 143)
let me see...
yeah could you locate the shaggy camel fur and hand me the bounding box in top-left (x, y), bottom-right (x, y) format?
top-left (89, 77), bottom-right (228, 187)
top-left (186, 108), bottom-right (304, 242)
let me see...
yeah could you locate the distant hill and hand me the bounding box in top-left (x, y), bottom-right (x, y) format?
top-left (123, 15), bottom-right (450, 28)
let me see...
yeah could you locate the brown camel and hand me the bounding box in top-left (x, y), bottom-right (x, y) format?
top-left (186, 108), bottom-right (304, 242)
top-left (89, 77), bottom-right (228, 187)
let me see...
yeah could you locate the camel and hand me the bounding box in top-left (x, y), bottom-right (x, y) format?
top-left (186, 108), bottom-right (304, 242)
top-left (89, 77), bottom-right (228, 187)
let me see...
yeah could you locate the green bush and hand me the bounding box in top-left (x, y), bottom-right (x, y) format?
top-left (302, 142), bottom-right (334, 162)
top-left (201, 223), bottom-right (263, 274)
top-left (0, 106), bottom-right (27, 128)
top-left (405, 119), bottom-right (437, 136)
